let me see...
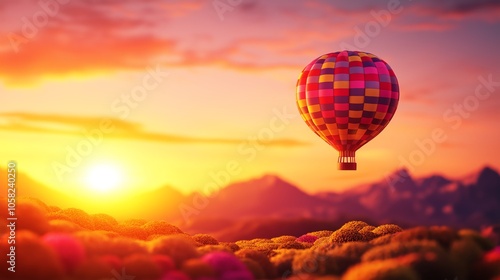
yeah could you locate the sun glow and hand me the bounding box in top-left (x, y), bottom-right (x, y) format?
top-left (84, 164), bottom-right (124, 192)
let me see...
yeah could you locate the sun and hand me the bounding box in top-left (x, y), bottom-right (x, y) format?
top-left (84, 164), bottom-right (124, 192)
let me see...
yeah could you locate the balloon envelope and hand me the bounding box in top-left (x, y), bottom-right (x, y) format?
top-left (296, 50), bottom-right (399, 170)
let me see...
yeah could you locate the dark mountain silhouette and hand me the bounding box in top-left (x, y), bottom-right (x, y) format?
top-left (184, 174), bottom-right (368, 221)
top-left (183, 166), bottom-right (500, 240)
top-left (320, 166), bottom-right (500, 228)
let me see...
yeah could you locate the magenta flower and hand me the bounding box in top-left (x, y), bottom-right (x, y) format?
top-left (296, 234), bottom-right (319, 243)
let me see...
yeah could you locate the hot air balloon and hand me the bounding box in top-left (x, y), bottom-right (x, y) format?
top-left (296, 50), bottom-right (399, 170)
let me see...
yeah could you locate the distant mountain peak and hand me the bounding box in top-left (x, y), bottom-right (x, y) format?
top-left (478, 165), bottom-right (499, 177)
top-left (477, 166), bottom-right (500, 186)
top-left (394, 168), bottom-right (412, 179)
top-left (221, 173), bottom-right (299, 196)
top-left (460, 166), bottom-right (500, 186)
top-left (385, 168), bottom-right (415, 190)
top-left (419, 174), bottom-right (451, 189)
top-left (257, 174), bottom-right (286, 186)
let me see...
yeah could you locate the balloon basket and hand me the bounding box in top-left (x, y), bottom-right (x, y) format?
top-left (338, 162), bottom-right (357, 170)
top-left (338, 151), bottom-right (357, 170)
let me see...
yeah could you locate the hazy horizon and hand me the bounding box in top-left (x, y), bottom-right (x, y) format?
top-left (1, 0), bottom-right (499, 198)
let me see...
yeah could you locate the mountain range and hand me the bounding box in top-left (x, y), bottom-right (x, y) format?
top-left (181, 167), bottom-right (500, 240)
top-left (2, 166), bottom-right (499, 241)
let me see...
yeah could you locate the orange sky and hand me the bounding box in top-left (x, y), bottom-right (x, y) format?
top-left (1, 0), bottom-right (500, 198)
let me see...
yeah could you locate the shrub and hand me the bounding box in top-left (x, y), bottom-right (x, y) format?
top-left (220, 242), bottom-right (240, 252)
top-left (48, 219), bottom-right (83, 233)
top-left (91, 213), bottom-right (118, 231)
top-left (279, 241), bottom-right (306, 250)
top-left (109, 237), bottom-right (147, 258)
top-left (340, 221), bottom-right (370, 232)
top-left (98, 254), bottom-right (122, 271)
top-left (122, 253), bottom-right (163, 279)
top-left (372, 224), bottom-right (403, 236)
top-left (181, 258), bottom-right (216, 279)
top-left (330, 242), bottom-right (372, 261)
top-left (74, 231), bottom-right (112, 256)
top-left (160, 270), bottom-right (191, 280)
top-left (397, 252), bottom-right (455, 280)
top-left (58, 208), bottom-right (94, 230)
top-left (17, 200), bottom-right (50, 235)
top-left (358, 230), bottom-right (377, 242)
top-left (362, 240), bottom-right (444, 262)
top-left (270, 249), bottom-right (299, 277)
top-left (192, 234), bottom-right (219, 246)
top-left (342, 259), bottom-right (419, 280)
top-left (450, 238), bottom-right (485, 279)
top-left (272, 235), bottom-right (298, 243)
top-left (360, 226), bottom-right (376, 232)
top-left (330, 229), bottom-right (364, 243)
top-left (321, 242), bottom-right (373, 275)
top-left (72, 256), bottom-right (117, 279)
top-left (289, 275), bottom-right (340, 280)
top-left (122, 218), bottom-right (148, 226)
top-left (471, 247), bottom-right (500, 279)
top-left (309, 230), bottom-right (335, 238)
top-left (292, 250), bottom-right (338, 275)
top-left (370, 234), bottom-right (394, 246)
top-left (310, 237), bottom-right (331, 250)
top-left (42, 233), bottom-right (86, 274)
top-left (116, 224), bottom-right (149, 240)
top-left (458, 229), bottom-right (494, 251)
top-left (0, 230), bottom-right (64, 279)
top-left (93, 230), bottom-right (120, 238)
top-left (152, 254), bottom-right (175, 274)
top-left (150, 235), bottom-right (199, 267)
top-left (48, 205), bottom-right (61, 212)
top-left (142, 220), bottom-right (183, 237)
top-left (312, 240), bottom-right (340, 253)
top-left (392, 226), bottom-right (458, 249)
top-left (201, 252), bottom-right (253, 280)
top-left (197, 244), bottom-right (234, 255)
top-left (235, 248), bottom-right (275, 278)
top-left (241, 258), bottom-right (266, 279)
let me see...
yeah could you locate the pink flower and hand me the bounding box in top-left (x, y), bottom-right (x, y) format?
top-left (202, 252), bottom-right (254, 280)
top-left (43, 233), bottom-right (86, 273)
top-left (296, 234), bottom-right (319, 243)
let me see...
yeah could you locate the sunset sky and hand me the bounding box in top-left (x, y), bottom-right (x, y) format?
top-left (1, 0), bottom-right (500, 198)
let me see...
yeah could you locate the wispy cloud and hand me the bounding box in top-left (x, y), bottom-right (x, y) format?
top-left (1, 0), bottom-right (498, 86)
top-left (313, 0), bottom-right (500, 19)
top-left (0, 112), bottom-right (307, 147)
top-left (414, 0), bottom-right (500, 18)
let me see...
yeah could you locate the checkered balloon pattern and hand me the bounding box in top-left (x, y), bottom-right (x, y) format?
top-left (296, 50), bottom-right (399, 170)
